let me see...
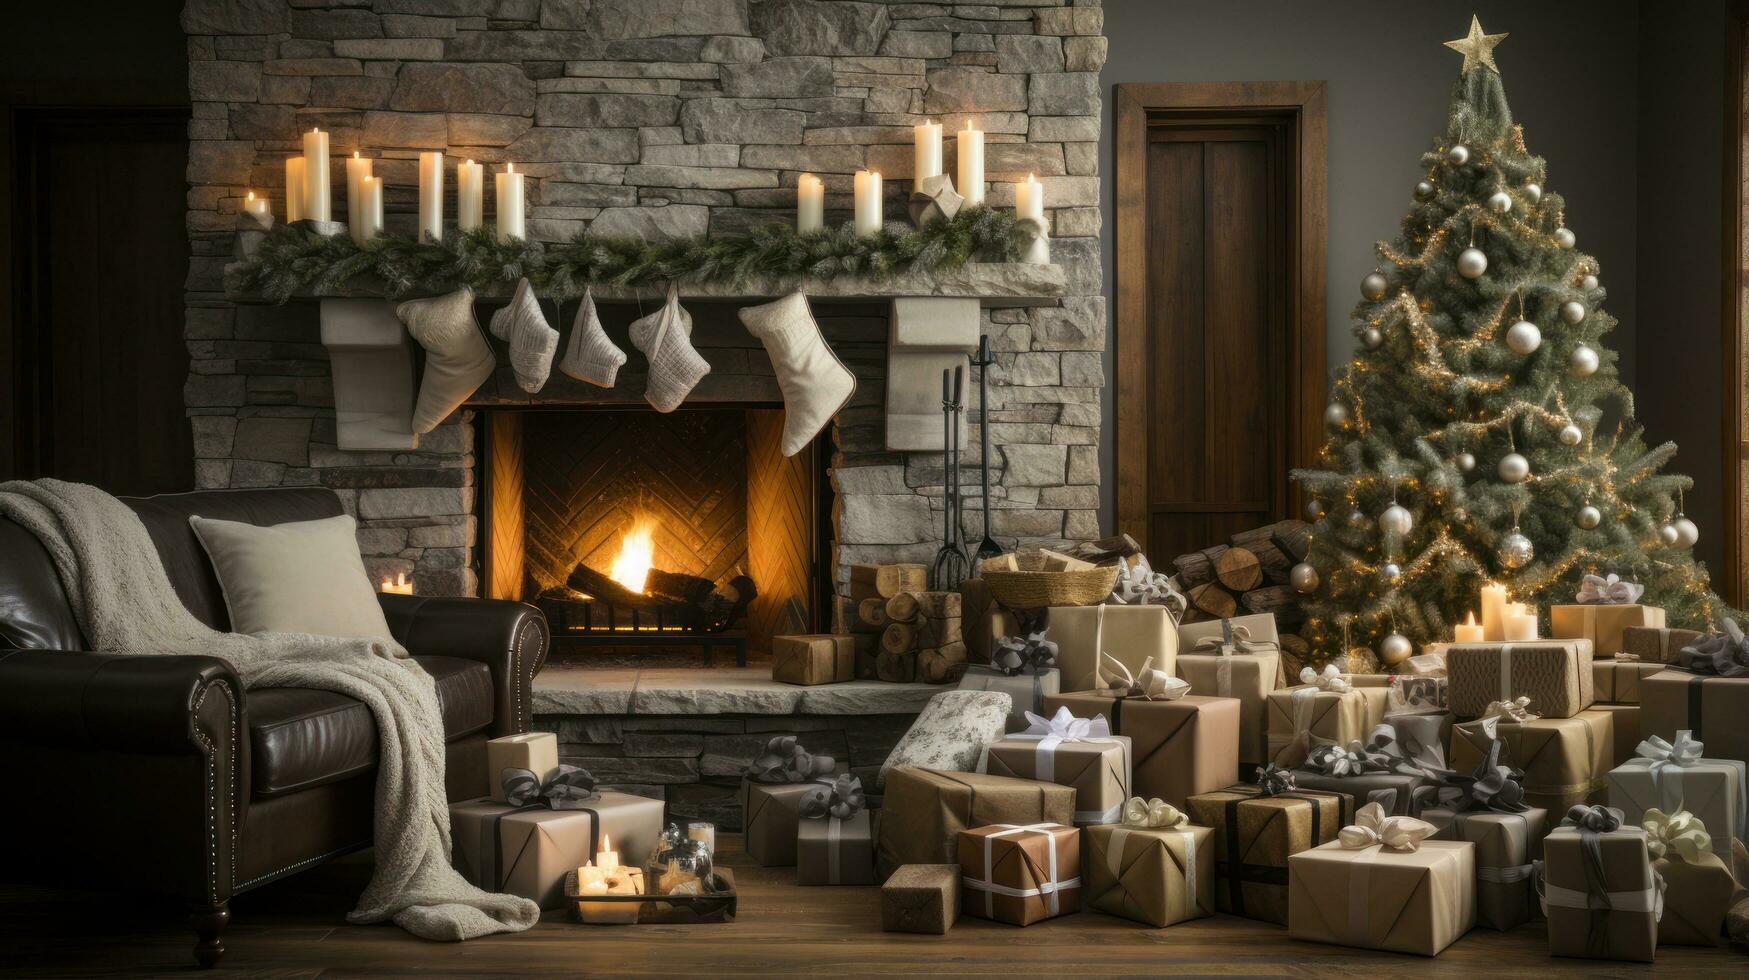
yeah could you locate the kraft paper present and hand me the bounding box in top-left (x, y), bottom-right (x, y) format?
top-left (450, 791), bottom-right (665, 910)
top-left (1084, 821), bottom-right (1215, 927)
top-left (1042, 692), bottom-right (1240, 808)
top-left (1447, 639), bottom-right (1594, 719)
top-left (486, 732), bottom-right (559, 804)
top-left (744, 778), bottom-right (832, 868)
top-left (1591, 658), bottom-right (1666, 704)
top-left (1450, 710), bottom-right (1614, 813)
top-left (960, 577), bottom-right (1018, 665)
top-left (1183, 784), bottom-right (1351, 924)
top-left (983, 732), bottom-right (1132, 825)
top-left (1641, 670), bottom-right (1749, 767)
top-left (881, 863), bottom-right (959, 934)
top-left (1420, 807), bottom-right (1547, 930)
top-left (957, 822), bottom-right (1082, 926)
top-left (1551, 603), bottom-right (1666, 658)
top-left (1543, 822), bottom-right (1658, 962)
top-left (876, 768), bottom-right (1075, 879)
top-left (1656, 850), bottom-right (1735, 947)
top-left (771, 634), bottom-right (855, 686)
top-left (1620, 626), bottom-right (1704, 664)
top-left (956, 665), bottom-right (1061, 733)
top-left (1384, 709), bottom-right (1453, 766)
top-left (1173, 651), bottom-right (1281, 766)
top-left (1263, 684), bottom-right (1390, 769)
top-left (1591, 703), bottom-right (1641, 767)
top-left (1288, 839), bottom-right (1475, 956)
top-left (1608, 747), bottom-right (1746, 857)
top-left (1048, 604), bottom-right (1177, 693)
top-left (1177, 613), bottom-right (1280, 655)
top-left (797, 809), bottom-right (876, 885)
top-left (1289, 770), bottom-right (1430, 817)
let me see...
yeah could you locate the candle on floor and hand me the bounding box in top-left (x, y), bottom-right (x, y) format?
top-left (284, 157), bottom-right (306, 223)
top-left (243, 190), bottom-right (270, 223)
top-left (1453, 611), bottom-right (1484, 644)
top-left (346, 152), bottom-right (372, 245)
top-left (853, 170), bottom-right (882, 237)
top-left (302, 128), bottom-right (330, 223)
top-left (796, 172), bottom-right (824, 234)
top-left (418, 151), bottom-right (445, 242)
top-left (957, 121), bottom-right (985, 206)
top-left (1505, 604), bottom-right (1539, 642)
top-left (1016, 172), bottom-right (1044, 223)
top-left (380, 571), bottom-right (412, 595)
top-left (1478, 581), bottom-right (1509, 641)
top-left (495, 162), bottom-right (525, 242)
top-left (914, 118), bottom-right (942, 180)
top-left (457, 159), bottom-right (484, 233)
top-left (592, 833), bottom-right (620, 872)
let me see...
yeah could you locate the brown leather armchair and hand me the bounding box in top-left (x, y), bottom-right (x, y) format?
top-left (0, 487), bottom-right (547, 967)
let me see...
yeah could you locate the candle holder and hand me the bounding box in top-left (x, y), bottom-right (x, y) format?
top-left (908, 173), bottom-right (963, 228)
top-left (1012, 216), bottom-right (1051, 265)
top-left (234, 210), bottom-right (275, 263)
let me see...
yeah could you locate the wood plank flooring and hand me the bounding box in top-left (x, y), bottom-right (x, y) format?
top-left (1, 834), bottom-right (1740, 977)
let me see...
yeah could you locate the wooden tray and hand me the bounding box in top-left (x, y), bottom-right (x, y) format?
top-left (563, 868), bottom-right (738, 924)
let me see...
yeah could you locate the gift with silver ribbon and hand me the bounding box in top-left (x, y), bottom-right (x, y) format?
top-left (1086, 798), bottom-right (1210, 927)
top-left (797, 774), bottom-right (875, 885)
top-left (1539, 804), bottom-right (1664, 961)
top-left (959, 822), bottom-right (1081, 925)
top-left (1576, 573), bottom-right (1646, 605)
top-left (1607, 730), bottom-right (1746, 851)
top-left (1109, 554), bottom-right (1187, 616)
top-left (980, 706), bottom-right (1132, 825)
top-left (959, 630), bottom-right (1061, 729)
top-left (1677, 618), bottom-right (1749, 677)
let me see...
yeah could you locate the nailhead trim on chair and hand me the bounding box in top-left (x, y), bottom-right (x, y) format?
top-left (190, 679), bottom-right (239, 906)
top-left (236, 845), bottom-right (364, 892)
top-left (512, 615), bottom-right (546, 733)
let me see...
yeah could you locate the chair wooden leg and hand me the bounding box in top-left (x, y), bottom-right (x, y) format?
top-left (189, 903), bottom-right (229, 968)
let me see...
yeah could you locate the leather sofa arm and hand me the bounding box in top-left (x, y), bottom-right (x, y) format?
top-left (0, 648), bottom-right (244, 753)
top-left (377, 594), bottom-right (549, 735)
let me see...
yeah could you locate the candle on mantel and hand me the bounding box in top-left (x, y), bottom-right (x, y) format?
top-left (418, 151), bottom-right (445, 242)
top-left (853, 169), bottom-right (882, 237)
top-left (957, 121), bottom-right (985, 206)
top-left (1016, 172), bottom-right (1044, 223)
top-left (796, 172), bottom-right (824, 234)
top-left (1505, 603), bottom-right (1539, 642)
top-left (302, 128), bottom-right (331, 223)
top-left (346, 152), bottom-right (373, 245)
top-left (284, 157), bottom-right (306, 223)
top-left (495, 162), bottom-right (525, 242)
top-left (457, 159), bottom-right (484, 233)
top-left (1453, 612), bottom-right (1484, 644)
top-left (380, 571), bottom-right (412, 595)
top-left (1478, 581), bottom-right (1509, 641)
top-left (913, 118), bottom-right (942, 179)
top-left (243, 190), bottom-right (270, 223)
top-left (362, 175), bottom-right (384, 241)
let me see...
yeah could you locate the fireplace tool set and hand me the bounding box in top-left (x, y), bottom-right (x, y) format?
top-left (930, 337), bottom-right (1001, 590)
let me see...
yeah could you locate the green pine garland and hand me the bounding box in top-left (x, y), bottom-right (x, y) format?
top-left (230, 207), bottom-right (1022, 302)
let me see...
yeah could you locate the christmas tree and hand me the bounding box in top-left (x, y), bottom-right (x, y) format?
top-left (1292, 17), bottom-right (1733, 666)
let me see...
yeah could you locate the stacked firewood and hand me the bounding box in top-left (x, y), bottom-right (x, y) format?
top-left (846, 563), bottom-right (965, 683)
top-left (1171, 519), bottom-right (1312, 668)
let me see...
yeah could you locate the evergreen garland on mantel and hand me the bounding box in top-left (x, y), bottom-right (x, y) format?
top-left (231, 206), bottom-right (1022, 303)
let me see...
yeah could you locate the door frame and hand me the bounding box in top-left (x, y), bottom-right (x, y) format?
top-left (1113, 81), bottom-right (1328, 544)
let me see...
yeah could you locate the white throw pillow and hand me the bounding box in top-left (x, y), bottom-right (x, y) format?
top-left (189, 513), bottom-right (394, 641)
top-left (878, 689), bottom-right (1011, 790)
top-left (397, 286), bottom-right (496, 434)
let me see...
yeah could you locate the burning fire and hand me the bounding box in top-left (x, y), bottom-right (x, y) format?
top-left (608, 518), bottom-right (656, 594)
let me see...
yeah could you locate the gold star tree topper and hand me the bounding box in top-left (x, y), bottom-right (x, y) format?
top-left (1444, 15), bottom-right (1508, 73)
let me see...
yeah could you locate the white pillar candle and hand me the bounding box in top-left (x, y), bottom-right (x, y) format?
top-left (457, 159), bottom-right (484, 233)
top-left (495, 162), bottom-right (526, 243)
top-left (362, 175), bottom-right (384, 241)
top-left (1505, 605), bottom-right (1539, 642)
top-left (796, 172), bottom-right (824, 234)
top-left (1453, 612), bottom-right (1483, 644)
top-left (1015, 172), bottom-right (1044, 223)
top-left (284, 157), bottom-right (306, 223)
top-left (957, 122), bottom-right (984, 207)
top-left (1479, 581), bottom-right (1509, 641)
top-left (853, 169), bottom-right (882, 237)
top-left (914, 119), bottom-right (942, 180)
top-left (243, 190), bottom-right (270, 223)
top-left (302, 128), bottom-right (330, 223)
top-left (417, 151), bottom-right (445, 242)
top-left (346, 152), bottom-right (373, 245)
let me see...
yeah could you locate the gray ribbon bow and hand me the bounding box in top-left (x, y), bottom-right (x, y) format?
top-left (1191, 619), bottom-right (1279, 657)
top-left (993, 629), bottom-right (1058, 678)
top-left (1109, 554), bottom-right (1187, 615)
top-left (502, 763), bottom-right (598, 810)
top-left (800, 773), bottom-right (867, 821)
top-left (1256, 763), bottom-right (1297, 796)
top-left (1677, 619), bottom-right (1749, 677)
top-left (1305, 739), bottom-right (1389, 778)
top-left (745, 735), bottom-right (836, 784)
top-left (1440, 720), bottom-right (1528, 813)
top-left (1575, 573), bottom-right (1645, 605)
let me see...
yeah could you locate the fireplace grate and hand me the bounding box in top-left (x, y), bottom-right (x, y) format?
top-left (537, 585), bottom-right (753, 666)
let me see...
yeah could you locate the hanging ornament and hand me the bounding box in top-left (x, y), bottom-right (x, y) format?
top-left (1581, 273), bottom-right (1599, 291)
top-left (1576, 504), bottom-right (1602, 529)
top-left (1290, 562), bottom-right (1320, 593)
top-left (1660, 522), bottom-right (1681, 547)
top-left (1457, 245), bottom-right (1488, 279)
top-left (1379, 503), bottom-right (1413, 536)
top-left (1558, 422), bottom-right (1583, 446)
top-left (1305, 498), bottom-right (1325, 520)
top-left (1524, 182), bottom-right (1543, 203)
top-left (1381, 562), bottom-right (1403, 586)
top-left (1569, 345), bottom-right (1600, 377)
top-left (1323, 402), bottom-right (1349, 428)
top-left (1379, 632), bottom-right (1414, 666)
top-left (1554, 227), bottom-right (1576, 249)
top-left (1561, 300), bottom-right (1586, 324)
top-left (1414, 179), bottom-right (1436, 201)
top-left (1361, 270), bottom-right (1388, 301)
top-left (1499, 527), bottom-right (1534, 569)
top-left (1487, 190), bottom-right (1512, 213)
top-left (1672, 513), bottom-right (1699, 548)
top-left (1360, 327), bottom-right (1383, 349)
top-left (1505, 320), bottom-right (1541, 355)
top-left (1446, 144), bottom-right (1470, 166)
top-left (1455, 451), bottom-right (1476, 473)
top-left (1348, 508), bottom-right (1368, 528)
top-left (1497, 452), bottom-right (1530, 483)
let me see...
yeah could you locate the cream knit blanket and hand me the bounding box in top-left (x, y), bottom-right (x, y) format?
top-left (0, 479), bottom-right (538, 940)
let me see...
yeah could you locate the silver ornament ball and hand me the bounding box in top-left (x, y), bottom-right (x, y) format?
top-left (1290, 562), bottom-right (1320, 594)
top-left (1500, 529), bottom-right (1535, 569)
top-left (1323, 401), bottom-right (1349, 428)
top-left (1524, 182), bottom-right (1543, 204)
top-left (1361, 271), bottom-right (1388, 301)
top-left (1577, 505), bottom-right (1602, 529)
top-left (1305, 499), bottom-right (1325, 520)
top-left (1348, 509), bottom-right (1368, 528)
top-left (1455, 452), bottom-right (1476, 473)
top-left (1498, 452), bottom-right (1530, 483)
top-left (1581, 274), bottom-right (1599, 291)
top-left (1457, 246), bottom-right (1488, 279)
top-left (1414, 180), bottom-right (1436, 201)
top-left (1447, 144), bottom-right (1471, 166)
top-left (1673, 515), bottom-right (1700, 549)
top-left (1379, 632), bottom-right (1414, 666)
top-left (1569, 345), bottom-right (1600, 378)
top-left (1488, 190), bottom-right (1513, 213)
top-left (1379, 503), bottom-right (1414, 537)
top-left (1505, 320), bottom-right (1542, 355)
top-left (1561, 300), bottom-right (1586, 324)
top-left (1555, 227), bottom-right (1576, 249)
top-left (1381, 562), bottom-right (1403, 586)
top-left (1360, 327), bottom-right (1383, 350)
top-left (1660, 522), bottom-right (1681, 547)
top-left (1558, 423), bottom-right (1583, 446)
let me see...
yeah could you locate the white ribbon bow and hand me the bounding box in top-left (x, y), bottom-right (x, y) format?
top-left (1122, 797), bottom-right (1188, 829)
top-left (1021, 705), bottom-right (1111, 742)
top-left (1300, 664), bottom-right (1352, 693)
top-left (1337, 802), bottom-right (1437, 852)
top-left (1576, 572), bottom-right (1646, 605)
top-left (1109, 554), bottom-right (1187, 616)
top-left (1099, 653), bottom-right (1190, 701)
top-left (1636, 731), bottom-right (1706, 772)
top-left (1483, 695), bottom-right (1540, 723)
top-left (1642, 807), bottom-right (1713, 862)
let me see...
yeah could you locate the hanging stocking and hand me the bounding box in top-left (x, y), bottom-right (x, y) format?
top-left (488, 277), bottom-right (558, 393)
top-left (557, 287), bottom-right (626, 388)
top-left (395, 286), bottom-right (495, 434)
top-left (737, 291), bottom-right (856, 456)
top-left (631, 283), bottom-right (710, 412)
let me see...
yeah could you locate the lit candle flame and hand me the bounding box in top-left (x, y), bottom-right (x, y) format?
top-left (608, 519), bottom-right (655, 594)
top-left (506, 162), bottom-right (515, 173)
top-left (246, 191), bottom-right (254, 201)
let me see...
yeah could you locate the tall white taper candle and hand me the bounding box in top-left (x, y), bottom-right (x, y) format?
top-left (495, 162), bottom-right (525, 242)
top-left (957, 122), bottom-right (984, 206)
top-left (853, 170), bottom-right (882, 237)
top-left (302, 128), bottom-right (330, 222)
top-left (417, 151), bottom-right (444, 242)
top-left (457, 159), bottom-right (484, 233)
top-left (284, 157), bottom-right (305, 223)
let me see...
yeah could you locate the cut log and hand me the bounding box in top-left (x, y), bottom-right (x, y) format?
top-left (917, 642), bottom-right (969, 683)
top-left (1187, 582), bottom-right (1238, 620)
top-left (852, 633), bottom-right (880, 680)
top-left (850, 563), bottom-right (927, 601)
top-left (1038, 548), bottom-right (1096, 572)
top-left (876, 647), bottom-right (917, 683)
top-left (918, 616), bottom-right (963, 649)
top-left (1213, 547), bottom-right (1263, 592)
top-left (566, 562), bottom-right (658, 608)
top-left (1063, 533), bottom-right (1143, 566)
top-left (913, 592), bottom-right (962, 620)
top-left (1273, 522), bottom-right (1312, 563)
top-left (1242, 585), bottom-right (1307, 627)
top-left (884, 592), bottom-right (920, 623)
top-left (1172, 545), bottom-right (1228, 587)
top-left (646, 567), bottom-right (716, 607)
top-left (1278, 633), bottom-right (1309, 679)
top-left (881, 621), bottom-right (918, 655)
top-left (858, 597), bottom-right (891, 629)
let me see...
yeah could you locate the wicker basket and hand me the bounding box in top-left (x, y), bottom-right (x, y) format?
top-left (979, 551), bottom-right (1118, 609)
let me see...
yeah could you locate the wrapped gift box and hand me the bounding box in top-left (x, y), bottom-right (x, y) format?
top-left (1048, 604), bottom-right (1177, 693)
top-left (1641, 670), bottom-right (1749, 767)
top-left (450, 791), bottom-right (665, 910)
top-left (881, 863), bottom-right (959, 933)
top-left (983, 728), bottom-right (1131, 826)
top-left (1446, 639), bottom-right (1594, 719)
top-left (957, 822), bottom-right (1081, 926)
top-left (1657, 850), bottom-right (1736, 947)
top-left (1084, 820), bottom-right (1215, 927)
top-left (1177, 613), bottom-right (1280, 661)
top-left (1183, 784), bottom-right (1350, 924)
top-left (1042, 692), bottom-right (1240, 808)
top-left (1387, 675), bottom-right (1448, 715)
top-left (1449, 710), bottom-right (1614, 813)
top-left (486, 732), bottom-right (559, 804)
top-left (1543, 819), bottom-right (1658, 961)
top-left (1173, 649), bottom-right (1281, 766)
top-left (797, 809), bottom-right (877, 885)
top-left (1608, 737), bottom-right (1745, 856)
top-left (1263, 684), bottom-right (1389, 769)
top-left (1421, 807), bottom-right (1547, 930)
top-left (1592, 658), bottom-right (1667, 704)
top-left (1289, 769), bottom-right (1430, 817)
top-left (1384, 709), bottom-right (1452, 767)
top-left (876, 768), bottom-right (1075, 879)
top-left (1620, 626), bottom-right (1703, 664)
top-left (771, 634), bottom-right (855, 686)
top-left (1551, 603), bottom-right (1666, 658)
top-left (1590, 703), bottom-right (1640, 768)
top-left (956, 665), bottom-right (1061, 733)
top-left (744, 778), bottom-right (833, 868)
top-left (1288, 839), bottom-right (1475, 956)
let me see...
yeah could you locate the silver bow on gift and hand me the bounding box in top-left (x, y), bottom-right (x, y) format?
top-left (1563, 803), bottom-right (1625, 833)
top-left (992, 629), bottom-right (1058, 677)
top-left (1576, 572), bottom-right (1646, 605)
top-left (799, 773), bottom-right (867, 821)
top-left (1191, 619), bottom-right (1278, 657)
top-left (1440, 718), bottom-right (1529, 813)
top-left (1099, 652), bottom-right (1189, 701)
top-left (502, 763), bottom-right (598, 810)
top-left (1256, 763), bottom-right (1297, 797)
top-left (1482, 695), bottom-right (1540, 723)
top-left (1678, 619), bottom-right (1749, 678)
top-left (1109, 554), bottom-right (1187, 616)
top-left (1365, 720), bottom-right (1451, 780)
top-left (1021, 705), bottom-right (1112, 742)
top-left (1299, 664), bottom-right (1351, 693)
top-left (1122, 797), bottom-right (1189, 829)
top-left (1642, 807), bottom-right (1713, 862)
top-left (1338, 802), bottom-right (1437, 851)
top-left (1637, 730), bottom-right (1706, 773)
top-left (1305, 739), bottom-right (1389, 778)
top-left (745, 735), bottom-right (836, 784)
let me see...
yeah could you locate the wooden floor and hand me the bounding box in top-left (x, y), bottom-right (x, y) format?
top-left (2, 835), bottom-right (1741, 977)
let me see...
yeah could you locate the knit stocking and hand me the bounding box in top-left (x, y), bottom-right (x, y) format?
top-left (737, 291), bottom-right (856, 456)
top-left (488, 278), bottom-right (558, 393)
top-left (630, 283), bottom-right (710, 412)
top-left (556, 288), bottom-right (625, 388)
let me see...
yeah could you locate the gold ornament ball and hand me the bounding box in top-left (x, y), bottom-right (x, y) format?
top-left (1673, 514), bottom-right (1699, 548)
top-left (1500, 528), bottom-right (1535, 569)
top-left (1447, 144), bottom-right (1471, 166)
top-left (1361, 327), bottom-right (1383, 349)
top-left (1524, 182), bottom-right (1543, 203)
top-left (1561, 300), bottom-right (1586, 324)
top-left (1505, 320), bottom-right (1541, 355)
top-left (1487, 190), bottom-right (1512, 213)
top-left (1555, 227), bottom-right (1576, 249)
top-left (1457, 246), bottom-right (1488, 279)
top-left (1660, 522), bottom-right (1681, 547)
top-left (1379, 633), bottom-right (1414, 666)
top-left (1569, 345), bottom-right (1600, 377)
top-left (1498, 452), bottom-right (1530, 483)
top-left (1414, 180), bottom-right (1436, 201)
top-left (1577, 505), bottom-right (1602, 529)
top-left (1581, 273), bottom-right (1599, 290)
top-left (1290, 562), bottom-right (1320, 593)
top-left (1558, 423), bottom-right (1582, 446)
top-left (1361, 271), bottom-right (1388, 301)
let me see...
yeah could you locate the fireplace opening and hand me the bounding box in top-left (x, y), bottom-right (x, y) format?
top-left (480, 407), bottom-right (824, 667)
